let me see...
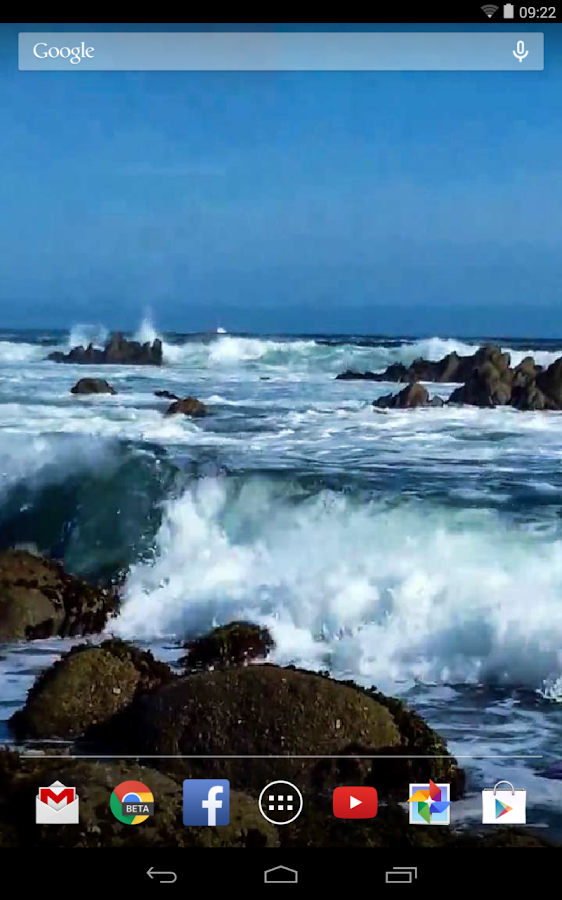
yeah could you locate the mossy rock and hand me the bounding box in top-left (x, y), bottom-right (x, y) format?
top-left (180, 621), bottom-right (275, 670)
top-left (10, 639), bottom-right (174, 739)
top-left (0, 550), bottom-right (117, 641)
top-left (91, 664), bottom-right (401, 790)
top-left (0, 551), bottom-right (67, 641)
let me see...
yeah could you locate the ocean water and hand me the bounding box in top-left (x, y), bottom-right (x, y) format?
top-left (0, 322), bottom-right (561, 833)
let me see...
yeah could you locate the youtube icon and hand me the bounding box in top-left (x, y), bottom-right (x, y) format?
top-left (333, 786), bottom-right (378, 819)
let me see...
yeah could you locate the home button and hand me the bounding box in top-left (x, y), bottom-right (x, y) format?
top-left (264, 866), bottom-right (298, 884)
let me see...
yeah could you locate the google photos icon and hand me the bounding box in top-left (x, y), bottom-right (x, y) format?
top-left (408, 780), bottom-right (451, 825)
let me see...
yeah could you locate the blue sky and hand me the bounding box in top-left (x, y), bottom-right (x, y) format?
top-left (0, 22), bottom-right (561, 335)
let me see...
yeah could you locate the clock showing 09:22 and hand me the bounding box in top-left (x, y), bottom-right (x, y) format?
top-left (519, 6), bottom-right (557, 16)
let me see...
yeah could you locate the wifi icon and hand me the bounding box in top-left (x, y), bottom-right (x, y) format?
top-left (481, 3), bottom-right (499, 15)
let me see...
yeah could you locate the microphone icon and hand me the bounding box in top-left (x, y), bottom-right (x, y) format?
top-left (513, 40), bottom-right (529, 62)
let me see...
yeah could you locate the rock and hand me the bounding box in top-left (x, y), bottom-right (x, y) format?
top-left (513, 356), bottom-right (542, 386)
top-left (337, 343), bottom-right (511, 385)
top-left (154, 390), bottom-right (179, 400)
top-left (373, 382), bottom-right (430, 409)
top-left (70, 378), bottom-right (116, 395)
top-left (165, 397), bottom-right (207, 418)
top-left (449, 360), bottom-right (513, 407)
top-left (508, 357), bottom-right (559, 410)
top-left (88, 664), bottom-right (405, 791)
top-left (511, 383), bottom-right (555, 411)
top-left (48, 332), bottom-right (163, 366)
top-left (336, 369), bottom-right (382, 381)
top-left (180, 621), bottom-right (275, 671)
top-left (535, 358), bottom-right (562, 408)
top-left (0, 550), bottom-right (118, 642)
top-left (10, 639), bottom-right (174, 739)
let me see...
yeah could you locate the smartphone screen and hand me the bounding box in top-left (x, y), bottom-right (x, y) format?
top-left (0, 14), bottom-right (560, 886)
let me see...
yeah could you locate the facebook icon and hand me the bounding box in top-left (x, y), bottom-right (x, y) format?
top-left (183, 779), bottom-right (230, 826)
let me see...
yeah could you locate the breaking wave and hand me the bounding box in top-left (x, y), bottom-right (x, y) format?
top-left (0, 320), bottom-right (545, 376)
top-left (67, 324), bottom-right (109, 350)
top-left (114, 474), bottom-right (562, 696)
top-left (0, 341), bottom-right (46, 363)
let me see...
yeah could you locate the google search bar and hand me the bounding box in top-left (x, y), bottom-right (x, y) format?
top-left (18, 32), bottom-right (544, 71)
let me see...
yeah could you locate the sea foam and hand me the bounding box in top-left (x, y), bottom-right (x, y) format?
top-left (113, 474), bottom-right (562, 697)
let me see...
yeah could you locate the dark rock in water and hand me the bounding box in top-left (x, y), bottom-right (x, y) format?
top-left (336, 369), bottom-right (381, 381)
top-left (181, 621), bottom-right (275, 671)
top-left (0, 550), bottom-right (118, 641)
top-left (373, 382), bottom-right (430, 409)
top-left (165, 397), bottom-right (207, 418)
top-left (70, 378), bottom-right (116, 395)
top-left (513, 356), bottom-right (542, 385)
top-left (449, 360), bottom-right (513, 408)
top-left (104, 332), bottom-right (162, 366)
top-left (154, 390), bottom-right (179, 400)
top-left (447, 346), bottom-right (515, 408)
top-left (48, 332), bottom-right (163, 366)
top-left (536, 358), bottom-right (562, 409)
top-left (511, 382), bottom-right (555, 411)
top-left (10, 639), bottom-right (174, 739)
top-left (337, 343), bottom-right (511, 385)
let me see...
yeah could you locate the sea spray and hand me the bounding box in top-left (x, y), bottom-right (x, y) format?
top-left (113, 473), bottom-right (562, 695)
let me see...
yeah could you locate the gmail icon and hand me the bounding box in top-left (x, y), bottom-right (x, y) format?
top-left (36, 781), bottom-right (79, 824)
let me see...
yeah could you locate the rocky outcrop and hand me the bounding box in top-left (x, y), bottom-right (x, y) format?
top-left (337, 342), bottom-right (562, 412)
top-left (449, 362), bottom-right (511, 407)
top-left (10, 640), bottom-right (174, 739)
top-left (154, 390), bottom-right (179, 400)
top-left (373, 382), bottom-right (431, 409)
top-left (48, 332), bottom-right (163, 366)
top-left (180, 622), bottom-right (275, 671)
top-left (70, 378), bottom-right (116, 395)
top-left (0, 550), bottom-right (118, 641)
top-left (338, 346), bottom-right (508, 384)
top-left (165, 397), bottom-right (207, 417)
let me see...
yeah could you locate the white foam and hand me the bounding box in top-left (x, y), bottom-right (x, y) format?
top-left (0, 341), bottom-right (45, 363)
top-left (133, 316), bottom-right (158, 345)
top-left (67, 324), bottom-right (108, 349)
top-left (54, 323), bottom-right (562, 376)
top-left (113, 476), bottom-right (562, 697)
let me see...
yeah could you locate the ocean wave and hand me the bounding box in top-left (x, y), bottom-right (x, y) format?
top-left (113, 474), bottom-right (562, 696)
top-left (0, 435), bottom-right (179, 582)
top-left (155, 332), bottom-right (562, 374)
top-left (0, 341), bottom-right (46, 363)
top-left (22, 319), bottom-right (558, 374)
top-left (133, 316), bottom-right (158, 346)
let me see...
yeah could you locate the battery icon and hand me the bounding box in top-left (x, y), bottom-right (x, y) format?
top-left (503, 3), bottom-right (515, 16)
